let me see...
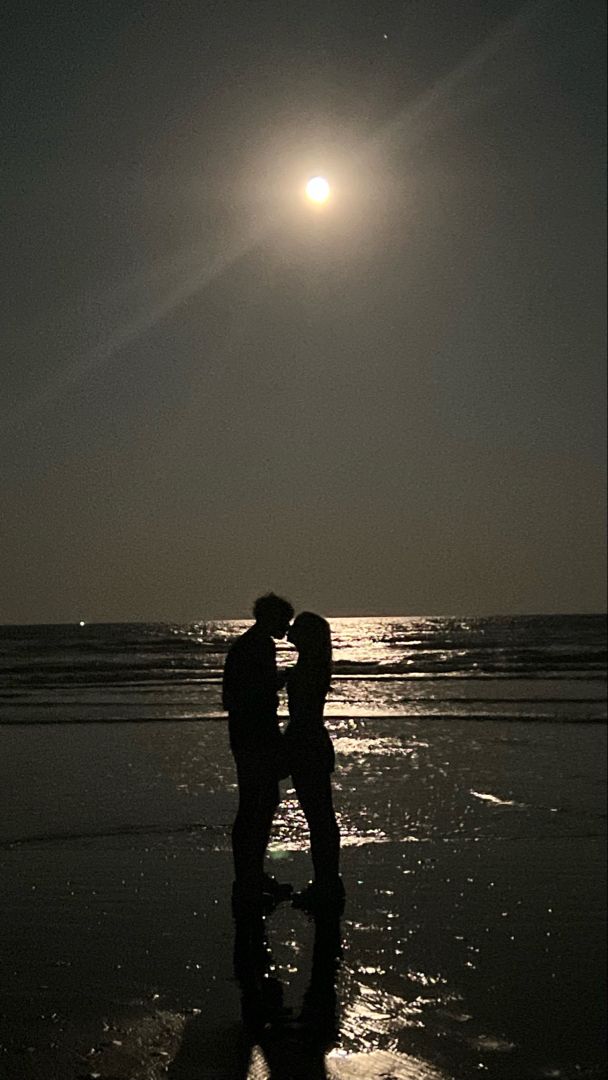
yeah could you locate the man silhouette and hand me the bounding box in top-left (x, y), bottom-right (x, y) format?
top-left (223, 592), bottom-right (294, 908)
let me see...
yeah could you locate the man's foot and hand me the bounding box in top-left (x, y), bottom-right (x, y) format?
top-left (292, 878), bottom-right (345, 913)
top-left (262, 872), bottom-right (293, 904)
top-left (232, 875), bottom-right (293, 916)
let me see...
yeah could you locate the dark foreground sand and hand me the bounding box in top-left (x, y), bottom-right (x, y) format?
top-left (0, 718), bottom-right (605, 1079)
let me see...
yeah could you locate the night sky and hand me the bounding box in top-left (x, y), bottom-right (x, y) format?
top-left (2, 0), bottom-right (606, 622)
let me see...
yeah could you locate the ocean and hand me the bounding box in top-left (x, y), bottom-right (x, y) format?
top-left (0, 614), bottom-right (606, 725)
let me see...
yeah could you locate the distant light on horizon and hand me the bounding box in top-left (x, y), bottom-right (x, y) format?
top-left (306, 176), bottom-right (330, 203)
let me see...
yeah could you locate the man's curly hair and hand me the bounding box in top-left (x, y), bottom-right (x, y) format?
top-left (252, 592), bottom-right (294, 623)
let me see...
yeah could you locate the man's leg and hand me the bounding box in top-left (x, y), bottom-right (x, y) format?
top-left (232, 752), bottom-right (279, 896)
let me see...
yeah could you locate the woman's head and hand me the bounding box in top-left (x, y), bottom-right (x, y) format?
top-left (288, 611), bottom-right (332, 668)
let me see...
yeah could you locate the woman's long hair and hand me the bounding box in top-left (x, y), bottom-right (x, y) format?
top-left (292, 611), bottom-right (332, 694)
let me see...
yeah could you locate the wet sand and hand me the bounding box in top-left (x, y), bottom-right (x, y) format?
top-left (0, 718), bottom-right (606, 1079)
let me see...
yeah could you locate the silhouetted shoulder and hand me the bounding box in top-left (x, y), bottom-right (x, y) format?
top-left (229, 625), bottom-right (275, 659)
top-left (222, 626), bottom-right (277, 717)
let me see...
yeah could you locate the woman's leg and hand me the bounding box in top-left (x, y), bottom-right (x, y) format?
top-left (292, 767), bottom-right (341, 885)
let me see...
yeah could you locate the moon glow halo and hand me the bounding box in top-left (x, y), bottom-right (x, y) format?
top-left (306, 176), bottom-right (330, 203)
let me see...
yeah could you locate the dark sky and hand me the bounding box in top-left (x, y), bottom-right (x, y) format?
top-left (2, 0), bottom-right (606, 622)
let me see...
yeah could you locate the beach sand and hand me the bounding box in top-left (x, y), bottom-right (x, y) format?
top-left (0, 718), bottom-right (605, 1079)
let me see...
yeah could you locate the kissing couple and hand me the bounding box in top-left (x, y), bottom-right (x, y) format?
top-left (222, 593), bottom-right (344, 914)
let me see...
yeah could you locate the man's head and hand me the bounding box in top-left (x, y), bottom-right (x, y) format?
top-left (253, 593), bottom-right (294, 639)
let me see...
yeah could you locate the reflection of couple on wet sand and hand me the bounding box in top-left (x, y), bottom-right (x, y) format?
top-left (222, 592), bottom-right (344, 913)
top-left (232, 905), bottom-right (342, 1079)
top-left (169, 907), bottom-right (342, 1080)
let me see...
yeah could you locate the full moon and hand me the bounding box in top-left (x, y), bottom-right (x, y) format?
top-left (306, 176), bottom-right (330, 203)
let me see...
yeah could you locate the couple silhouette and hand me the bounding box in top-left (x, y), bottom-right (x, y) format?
top-left (222, 593), bottom-right (344, 914)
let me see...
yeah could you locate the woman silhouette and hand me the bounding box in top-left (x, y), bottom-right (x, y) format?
top-left (285, 612), bottom-right (344, 909)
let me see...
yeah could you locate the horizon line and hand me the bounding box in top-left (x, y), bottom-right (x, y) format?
top-left (1, 610), bottom-right (606, 629)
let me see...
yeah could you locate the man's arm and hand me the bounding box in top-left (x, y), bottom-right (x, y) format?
top-left (222, 646), bottom-right (240, 713)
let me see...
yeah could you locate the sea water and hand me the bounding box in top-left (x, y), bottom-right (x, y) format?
top-left (0, 614), bottom-right (605, 725)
